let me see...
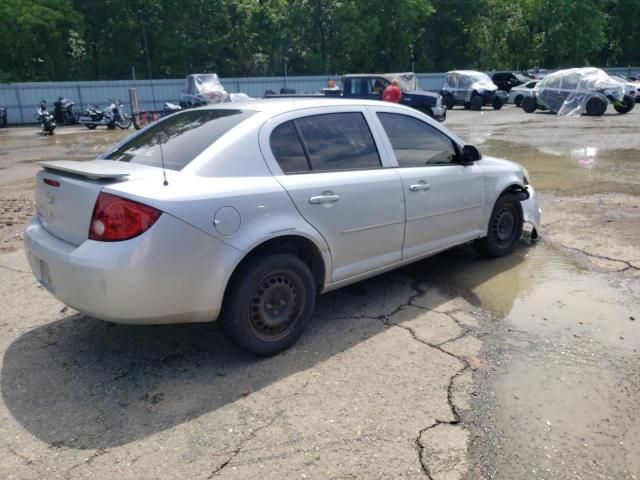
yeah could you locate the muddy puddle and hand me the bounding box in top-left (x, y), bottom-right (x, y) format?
top-left (433, 241), bottom-right (640, 478)
top-left (0, 126), bottom-right (130, 164)
top-left (482, 140), bottom-right (640, 196)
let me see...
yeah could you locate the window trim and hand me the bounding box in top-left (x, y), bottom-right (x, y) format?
top-left (375, 111), bottom-right (462, 168)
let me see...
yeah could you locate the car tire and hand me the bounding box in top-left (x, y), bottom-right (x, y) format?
top-left (470, 95), bottom-right (483, 111)
top-left (86, 123), bottom-right (97, 129)
top-left (514, 95), bottom-right (523, 107)
top-left (220, 254), bottom-right (316, 356)
top-left (475, 193), bottom-right (524, 257)
top-left (492, 96), bottom-right (504, 110)
top-left (443, 94), bottom-right (455, 110)
top-left (613, 94), bottom-right (635, 114)
top-left (522, 96), bottom-right (537, 113)
top-left (585, 97), bottom-right (607, 116)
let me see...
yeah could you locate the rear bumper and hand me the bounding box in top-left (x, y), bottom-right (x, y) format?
top-left (24, 214), bottom-right (244, 324)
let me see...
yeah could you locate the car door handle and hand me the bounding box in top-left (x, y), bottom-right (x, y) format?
top-left (409, 183), bottom-right (430, 192)
top-left (309, 194), bottom-right (340, 204)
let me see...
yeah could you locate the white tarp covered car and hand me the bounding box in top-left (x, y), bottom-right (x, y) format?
top-left (522, 68), bottom-right (635, 116)
top-left (441, 70), bottom-right (508, 110)
top-left (180, 73), bottom-right (229, 107)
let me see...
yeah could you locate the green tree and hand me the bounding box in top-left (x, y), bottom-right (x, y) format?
top-left (0, 0), bottom-right (83, 81)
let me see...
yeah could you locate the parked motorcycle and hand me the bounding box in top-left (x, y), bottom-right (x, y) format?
top-left (0, 106), bottom-right (7, 128)
top-left (53, 96), bottom-right (78, 125)
top-left (78, 99), bottom-right (132, 129)
top-left (35, 100), bottom-right (56, 135)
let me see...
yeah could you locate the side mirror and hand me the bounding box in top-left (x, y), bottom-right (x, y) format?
top-left (461, 145), bottom-right (482, 163)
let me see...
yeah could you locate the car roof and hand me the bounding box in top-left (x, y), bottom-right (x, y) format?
top-left (447, 70), bottom-right (487, 75)
top-left (192, 97), bottom-right (417, 116)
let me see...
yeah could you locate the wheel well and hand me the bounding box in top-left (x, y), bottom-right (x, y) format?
top-left (231, 236), bottom-right (326, 292)
top-left (503, 184), bottom-right (529, 201)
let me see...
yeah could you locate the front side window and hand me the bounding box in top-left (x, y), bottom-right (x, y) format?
top-left (105, 109), bottom-right (254, 170)
top-left (270, 112), bottom-right (381, 173)
top-left (377, 113), bottom-right (457, 167)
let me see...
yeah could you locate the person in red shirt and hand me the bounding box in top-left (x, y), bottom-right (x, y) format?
top-left (382, 79), bottom-right (403, 103)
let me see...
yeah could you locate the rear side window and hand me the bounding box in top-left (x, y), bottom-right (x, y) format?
top-left (270, 112), bottom-right (381, 173)
top-left (270, 122), bottom-right (310, 173)
top-left (378, 113), bottom-right (457, 166)
top-left (105, 109), bottom-right (254, 170)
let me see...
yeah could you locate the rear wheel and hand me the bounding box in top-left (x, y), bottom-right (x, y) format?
top-left (514, 95), bottom-right (523, 107)
top-left (585, 97), bottom-right (607, 116)
top-left (475, 193), bottom-right (523, 257)
top-left (613, 95), bottom-right (635, 114)
top-left (220, 254), bottom-right (316, 356)
top-left (522, 96), bottom-right (537, 113)
top-left (492, 96), bottom-right (504, 110)
top-left (470, 94), bottom-right (483, 111)
top-left (86, 123), bottom-right (97, 130)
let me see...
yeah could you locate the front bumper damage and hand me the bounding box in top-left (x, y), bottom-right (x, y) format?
top-left (521, 185), bottom-right (542, 239)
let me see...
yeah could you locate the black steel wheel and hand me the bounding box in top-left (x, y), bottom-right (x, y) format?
top-left (221, 254), bottom-right (316, 356)
top-left (475, 193), bottom-right (523, 257)
top-left (585, 97), bottom-right (607, 116)
top-left (522, 95), bottom-right (537, 113)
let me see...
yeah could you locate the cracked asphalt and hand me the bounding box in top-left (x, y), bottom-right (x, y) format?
top-left (1, 106), bottom-right (639, 479)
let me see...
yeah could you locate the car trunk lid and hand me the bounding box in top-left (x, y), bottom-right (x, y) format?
top-left (36, 160), bottom-right (160, 246)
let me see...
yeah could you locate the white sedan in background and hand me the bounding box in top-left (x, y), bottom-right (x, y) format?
top-left (25, 99), bottom-right (540, 356)
top-left (508, 80), bottom-right (538, 106)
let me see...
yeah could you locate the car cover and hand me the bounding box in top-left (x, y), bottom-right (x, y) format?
top-left (181, 74), bottom-right (229, 105)
top-left (443, 71), bottom-right (498, 93)
top-left (534, 68), bottom-right (626, 116)
top-left (381, 73), bottom-right (421, 91)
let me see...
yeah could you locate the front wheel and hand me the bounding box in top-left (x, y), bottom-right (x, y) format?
top-left (492, 96), bottom-right (504, 110)
top-left (117, 114), bottom-right (132, 129)
top-left (220, 254), bottom-right (316, 356)
top-left (470, 95), bottom-right (483, 111)
top-left (442, 94), bottom-right (455, 110)
top-left (514, 95), bottom-right (523, 107)
top-left (475, 193), bottom-right (523, 257)
top-left (86, 123), bottom-right (97, 130)
top-left (613, 95), bottom-right (635, 114)
top-left (522, 96), bottom-right (537, 113)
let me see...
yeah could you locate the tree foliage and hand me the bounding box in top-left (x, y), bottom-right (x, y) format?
top-left (0, 0), bottom-right (638, 82)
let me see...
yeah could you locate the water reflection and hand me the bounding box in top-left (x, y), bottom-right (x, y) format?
top-left (483, 140), bottom-right (640, 195)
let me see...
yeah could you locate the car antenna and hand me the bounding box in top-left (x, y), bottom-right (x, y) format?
top-left (140, 12), bottom-right (168, 186)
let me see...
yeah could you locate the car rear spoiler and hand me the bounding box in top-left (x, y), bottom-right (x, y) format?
top-left (39, 160), bottom-right (147, 180)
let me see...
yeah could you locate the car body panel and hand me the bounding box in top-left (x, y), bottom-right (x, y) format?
top-left (24, 212), bottom-right (243, 324)
top-left (24, 98), bottom-right (540, 325)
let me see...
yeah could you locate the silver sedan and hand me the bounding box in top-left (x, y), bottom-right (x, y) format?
top-left (25, 99), bottom-right (541, 355)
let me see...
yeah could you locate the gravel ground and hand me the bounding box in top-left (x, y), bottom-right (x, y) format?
top-left (0, 105), bottom-right (639, 479)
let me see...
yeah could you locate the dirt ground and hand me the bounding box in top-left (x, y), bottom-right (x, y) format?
top-left (0, 106), bottom-right (639, 479)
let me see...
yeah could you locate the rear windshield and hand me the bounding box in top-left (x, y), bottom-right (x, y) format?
top-left (104, 109), bottom-right (255, 170)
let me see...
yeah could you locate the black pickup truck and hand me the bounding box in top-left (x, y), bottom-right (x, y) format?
top-left (265, 72), bottom-right (446, 122)
top-left (341, 73), bottom-right (446, 122)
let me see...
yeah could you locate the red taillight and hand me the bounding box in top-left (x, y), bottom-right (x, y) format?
top-left (89, 192), bottom-right (161, 242)
top-left (43, 178), bottom-right (60, 187)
